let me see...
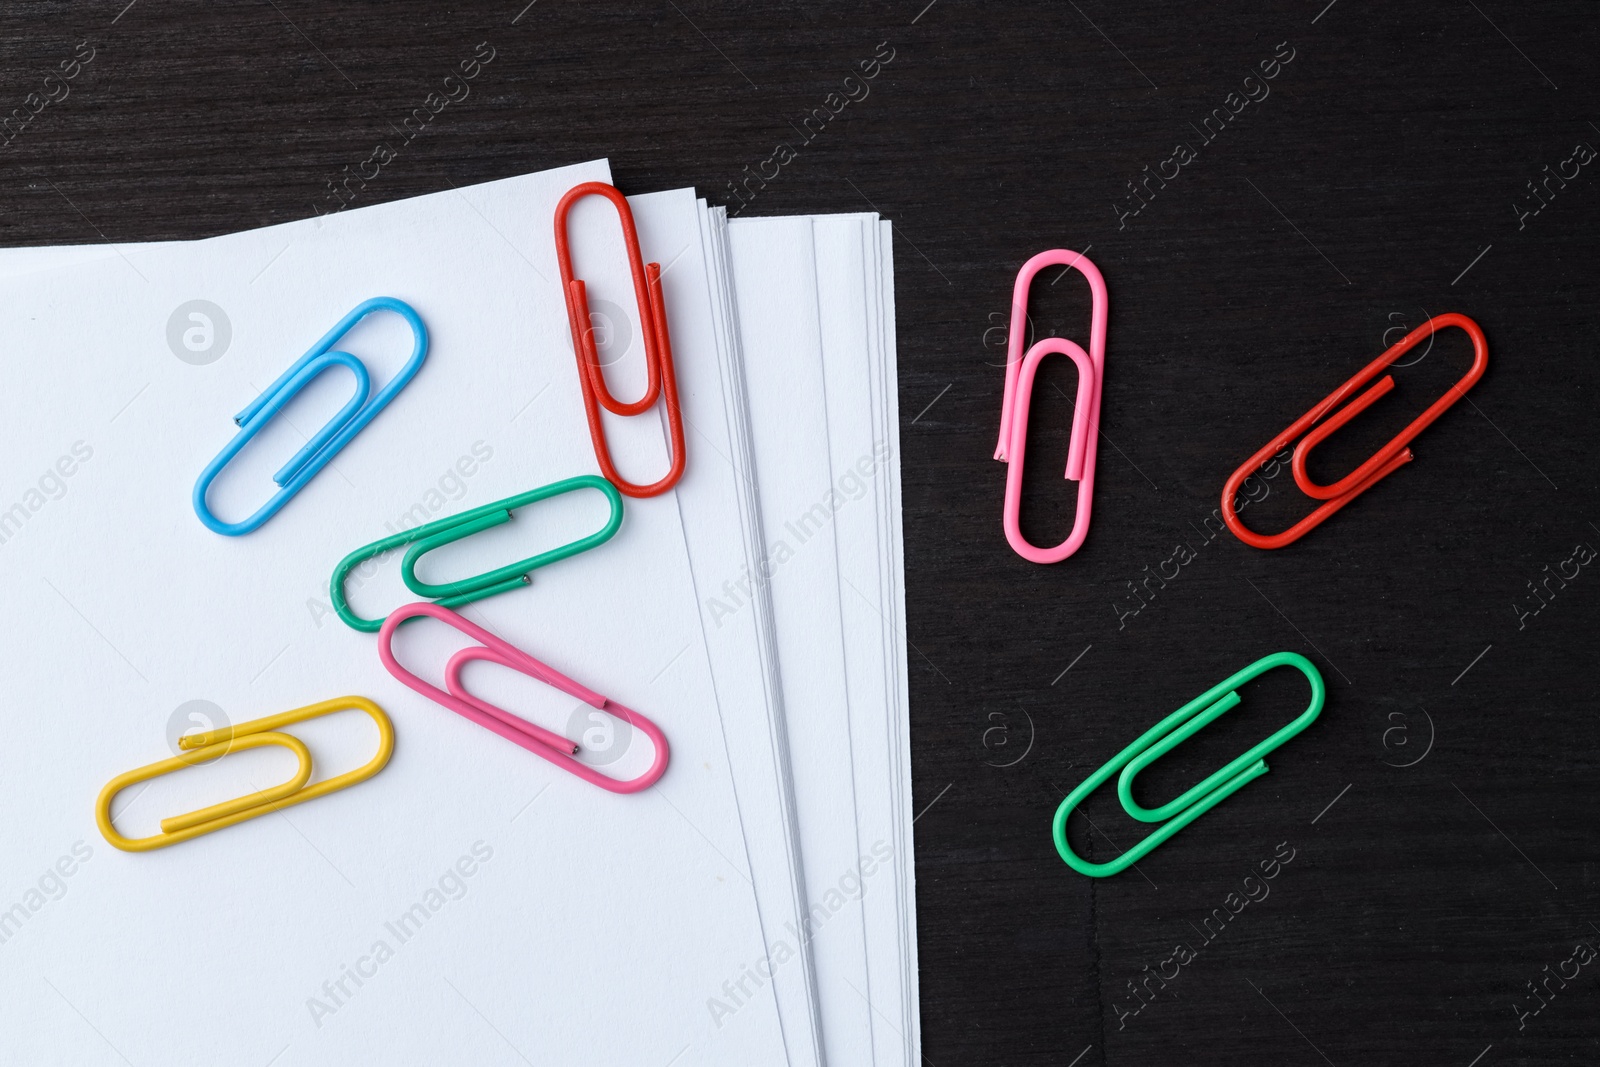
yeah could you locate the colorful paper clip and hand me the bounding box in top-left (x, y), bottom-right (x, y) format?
top-left (330, 475), bottom-right (624, 633)
top-left (1222, 313), bottom-right (1488, 549)
top-left (995, 250), bottom-right (1108, 564)
top-left (193, 297), bottom-right (428, 536)
top-left (1052, 652), bottom-right (1324, 878)
top-left (96, 697), bottom-right (394, 852)
top-left (378, 602), bottom-right (669, 793)
top-left (554, 181), bottom-right (685, 498)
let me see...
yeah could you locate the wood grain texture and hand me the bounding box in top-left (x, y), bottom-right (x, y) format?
top-left (1, 2), bottom-right (1595, 1064)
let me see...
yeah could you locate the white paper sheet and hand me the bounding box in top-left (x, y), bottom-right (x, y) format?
top-left (874, 218), bottom-right (919, 1065)
top-left (722, 213), bottom-right (918, 1067)
top-left (728, 216), bottom-right (881, 1064)
top-left (0, 161), bottom-right (792, 1066)
top-left (815, 214), bottom-right (918, 1067)
top-left (635, 191), bottom-right (823, 1067)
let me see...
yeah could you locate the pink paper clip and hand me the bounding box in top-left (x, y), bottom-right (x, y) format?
top-left (377, 602), bottom-right (669, 794)
top-left (994, 249), bottom-right (1108, 564)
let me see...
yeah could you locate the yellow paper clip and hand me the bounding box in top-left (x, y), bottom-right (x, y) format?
top-left (95, 696), bottom-right (394, 852)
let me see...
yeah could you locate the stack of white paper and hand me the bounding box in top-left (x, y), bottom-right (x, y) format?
top-left (0, 158), bottom-right (913, 1066)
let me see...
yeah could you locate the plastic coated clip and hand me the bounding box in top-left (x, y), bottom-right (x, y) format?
top-left (330, 475), bottom-right (624, 632)
top-left (554, 181), bottom-right (685, 498)
top-left (378, 603), bottom-right (669, 794)
top-left (995, 250), bottom-right (1108, 564)
top-left (95, 696), bottom-right (394, 852)
top-left (1052, 652), bottom-right (1324, 878)
top-left (1222, 313), bottom-right (1488, 549)
top-left (193, 297), bottom-right (428, 536)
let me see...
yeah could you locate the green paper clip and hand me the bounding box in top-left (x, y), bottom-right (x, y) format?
top-left (331, 475), bottom-right (624, 632)
top-left (1052, 651), bottom-right (1324, 878)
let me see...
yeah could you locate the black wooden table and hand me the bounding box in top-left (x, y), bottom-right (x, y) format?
top-left (3, 3), bottom-right (1594, 1064)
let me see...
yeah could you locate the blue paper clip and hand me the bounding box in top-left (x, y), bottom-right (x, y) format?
top-left (192, 297), bottom-right (428, 535)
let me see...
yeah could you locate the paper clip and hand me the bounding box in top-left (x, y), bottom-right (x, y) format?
top-left (995, 250), bottom-right (1108, 564)
top-left (1052, 652), bottom-right (1324, 878)
top-left (96, 696), bottom-right (394, 852)
top-left (378, 603), bottom-right (669, 793)
top-left (554, 181), bottom-right (685, 498)
top-left (1222, 313), bottom-right (1488, 549)
top-left (330, 475), bottom-right (624, 633)
top-left (193, 297), bottom-right (428, 535)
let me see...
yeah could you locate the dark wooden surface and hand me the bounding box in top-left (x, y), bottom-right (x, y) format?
top-left (3, 2), bottom-right (1596, 1064)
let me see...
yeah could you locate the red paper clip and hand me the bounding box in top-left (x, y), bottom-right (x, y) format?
top-left (554, 181), bottom-right (685, 498)
top-left (378, 602), bottom-right (669, 794)
top-left (1221, 313), bottom-right (1488, 549)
